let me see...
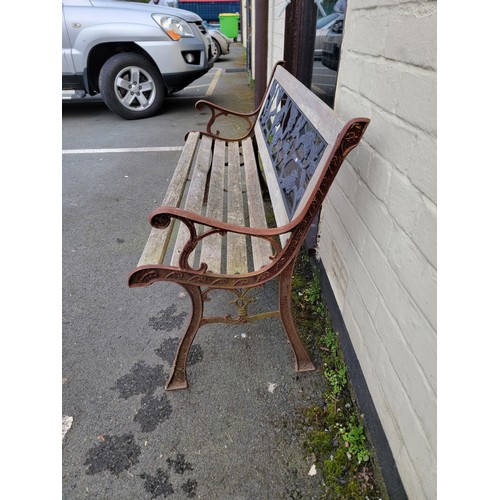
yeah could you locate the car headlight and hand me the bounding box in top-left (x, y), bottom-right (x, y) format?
top-left (152, 14), bottom-right (195, 40)
top-left (331, 20), bottom-right (343, 33)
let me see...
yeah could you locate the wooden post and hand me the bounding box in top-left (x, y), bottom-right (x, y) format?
top-left (283, 0), bottom-right (318, 88)
top-left (254, 0), bottom-right (269, 108)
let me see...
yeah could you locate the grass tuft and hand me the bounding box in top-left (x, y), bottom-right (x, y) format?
top-left (292, 248), bottom-right (387, 499)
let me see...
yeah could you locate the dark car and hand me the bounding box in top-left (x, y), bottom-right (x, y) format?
top-left (321, 16), bottom-right (344, 71)
top-left (315, 12), bottom-right (343, 59)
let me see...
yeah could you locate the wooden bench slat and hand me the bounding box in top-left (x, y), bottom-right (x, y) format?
top-left (226, 141), bottom-right (248, 274)
top-left (272, 65), bottom-right (344, 145)
top-left (138, 132), bottom-right (200, 267)
top-left (241, 137), bottom-right (273, 271)
top-left (199, 138), bottom-right (226, 273)
top-left (170, 135), bottom-right (213, 267)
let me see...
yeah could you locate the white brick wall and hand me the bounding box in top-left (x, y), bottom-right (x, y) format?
top-left (268, 0), bottom-right (286, 76)
top-left (317, 1), bottom-right (437, 498)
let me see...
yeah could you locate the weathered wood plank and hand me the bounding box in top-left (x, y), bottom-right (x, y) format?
top-left (273, 65), bottom-right (344, 145)
top-left (241, 137), bottom-right (273, 271)
top-left (138, 132), bottom-right (200, 267)
top-left (199, 139), bottom-right (226, 273)
top-left (226, 141), bottom-right (248, 274)
top-left (170, 135), bottom-right (213, 267)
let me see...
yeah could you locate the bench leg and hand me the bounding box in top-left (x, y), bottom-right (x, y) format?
top-left (165, 284), bottom-right (204, 391)
top-left (279, 263), bottom-right (316, 372)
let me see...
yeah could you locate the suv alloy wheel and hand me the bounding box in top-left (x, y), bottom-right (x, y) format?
top-left (98, 52), bottom-right (165, 120)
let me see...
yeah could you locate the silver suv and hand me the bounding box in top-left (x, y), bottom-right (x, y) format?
top-left (62, 0), bottom-right (214, 119)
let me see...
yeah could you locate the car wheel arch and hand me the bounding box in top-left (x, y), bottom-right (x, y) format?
top-left (86, 42), bottom-right (159, 95)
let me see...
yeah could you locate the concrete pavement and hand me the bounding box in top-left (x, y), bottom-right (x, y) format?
top-left (62, 44), bottom-right (328, 499)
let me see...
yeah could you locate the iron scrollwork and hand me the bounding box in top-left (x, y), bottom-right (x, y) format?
top-left (259, 80), bottom-right (327, 218)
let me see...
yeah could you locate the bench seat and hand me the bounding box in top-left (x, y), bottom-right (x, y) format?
top-left (137, 132), bottom-right (274, 275)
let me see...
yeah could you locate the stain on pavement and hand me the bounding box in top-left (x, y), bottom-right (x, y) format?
top-left (84, 434), bottom-right (141, 476)
top-left (154, 338), bottom-right (203, 366)
top-left (140, 469), bottom-right (175, 498)
top-left (166, 453), bottom-right (193, 474)
top-left (181, 478), bottom-right (198, 498)
top-left (134, 393), bottom-right (173, 432)
top-left (149, 305), bottom-right (188, 331)
top-left (112, 361), bottom-right (165, 398)
top-left (139, 454), bottom-right (197, 498)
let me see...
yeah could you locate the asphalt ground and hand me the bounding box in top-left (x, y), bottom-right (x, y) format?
top-left (62, 44), bottom-right (329, 499)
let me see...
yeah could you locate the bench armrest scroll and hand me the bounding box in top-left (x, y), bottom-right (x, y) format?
top-left (188, 100), bottom-right (260, 141)
top-left (150, 206), bottom-right (294, 271)
top-left (185, 61), bottom-right (286, 141)
top-left (150, 206), bottom-right (299, 238)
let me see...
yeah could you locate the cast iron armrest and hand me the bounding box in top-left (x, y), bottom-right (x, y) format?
top-left (184, 61), bottom-right (286, 141)
top-left (183, 100), bottom-right (260, 141)
top-left (149, 205), bottom-right (299, 237)
top-left (149, 205), bottom-right (302, 270)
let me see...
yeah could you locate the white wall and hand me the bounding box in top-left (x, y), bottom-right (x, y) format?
top-left (267, 0), bottom-right (286, 77)
top-left (250, 0), bottom-right (256, 80)
top-left (249, 0), bottom-right (284, 81)
top-left (317, 0), bottom-right (437, 498)
top-left (241, 1), bottom-right (248, 49)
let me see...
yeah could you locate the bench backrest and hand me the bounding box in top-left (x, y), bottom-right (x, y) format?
top-left (253, 64), bottom-right (369, 247)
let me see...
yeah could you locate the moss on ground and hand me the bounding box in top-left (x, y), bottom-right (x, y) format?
top-left (292, 248), bottom-right (388, 500)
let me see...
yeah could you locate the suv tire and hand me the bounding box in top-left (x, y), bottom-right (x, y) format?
top-left (99, 52), bottom-right (165, 120)
top-left (212, 40), bottom-right (221, 61)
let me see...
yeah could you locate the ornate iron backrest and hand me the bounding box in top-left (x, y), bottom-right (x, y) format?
top-left (259, 79), bottom-right (327, 219)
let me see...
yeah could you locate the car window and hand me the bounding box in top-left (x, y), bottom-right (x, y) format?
top-left (316, 13), bottom-right (340, 29)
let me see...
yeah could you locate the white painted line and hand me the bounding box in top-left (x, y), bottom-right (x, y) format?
top-left (62, 415), bottom-right (73, 441)
top-left (63, 68), bottom-right (224, 156)
top-left (185, 83), bottom-right (210, 90)
top-left (62, 146), bottom-right (184, 155)
top-left (311, 84), bottom-right (329, 97)
top-left (205, 68), bottom-right (223, 97)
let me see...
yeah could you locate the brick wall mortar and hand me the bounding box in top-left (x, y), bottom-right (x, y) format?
top-left (339, 87), bottom-right (432, 160)
top-left (361, 235), bottom-right (437, 366)
top-left (347, 269), bottom-right (436, 410)
top-left (342, 302), bottom-right (434, 500)
top-left (353, 0), bottom-right (424, 10)
top-left (320, 202), bottom-right (437, 395)
top-left (321, 203), bottom-right (436, 343)
top-left (346, 1), bottom-right (436, 70)
top-left (342, 288), bottom-right (436, 498)
top-left (317, 1), bottom-right (436, 496)
top-left (345, 154), bottom-right (436, 271)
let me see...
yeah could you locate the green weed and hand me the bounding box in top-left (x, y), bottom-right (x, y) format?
top-left (292, 249), bottom-right (386, 499)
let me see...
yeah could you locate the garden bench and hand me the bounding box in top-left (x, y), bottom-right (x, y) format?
top-left (128, 62), bottom-right (369, 390)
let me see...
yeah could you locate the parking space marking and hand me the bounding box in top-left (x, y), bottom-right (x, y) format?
top-left (62, 146), bottom-right (184, 155)
top-left (205, 68), bottom-right (223, 97)
top-left (185, 83), bottom-right (210, 90)
top-left (172, 67), bottom-right (222, 98)
top-left (63, 69), bottom-right (224, 155)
